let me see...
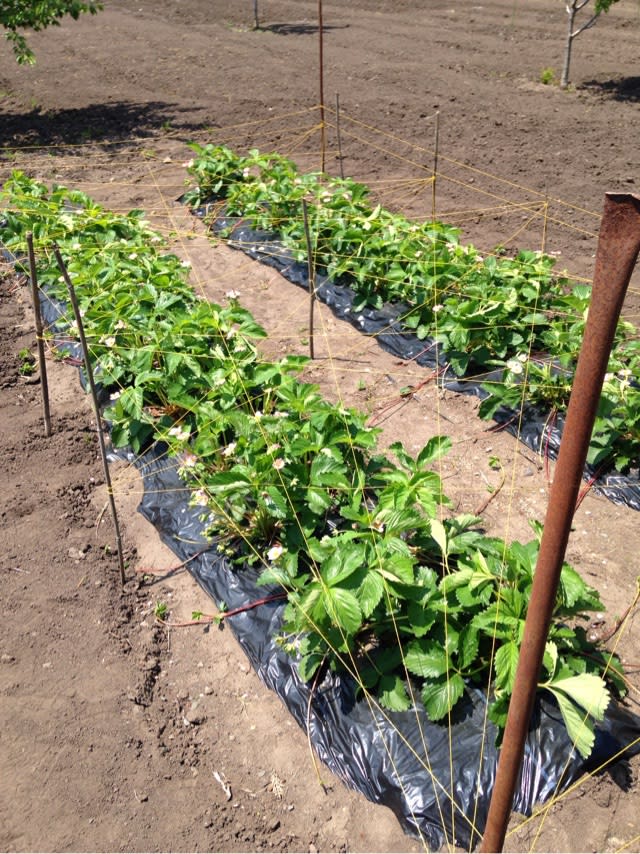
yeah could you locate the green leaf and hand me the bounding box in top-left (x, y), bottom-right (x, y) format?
top-left (494, 641), bottom-right (520, 694)
top-left (547, 689), bottom-right (595, 759)
top-left (404, 639), bottom-right (448, 678)
top-left (324, 587), bottom-right (362, 634)
top-left (548, 674), bottom-right (610, 720)
top-left (298, 653), bottom-right (323, 683)
top-left (358, 570), bottom-right (385, 618)
top-left (546, 674), bottom-right (610, 759)
top-left (457, 623), bottom-right (480, 671)
top-left (416, 435), bottom-right (451, 467)
top-left (422, 673), bottom-right (465, 721)
top-left (429, 518), bottom-right (448, 555)
top-left (378, 674), bottom-right (412, 712)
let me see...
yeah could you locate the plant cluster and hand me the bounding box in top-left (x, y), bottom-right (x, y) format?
top-left (184, 143), bottom-right (640, 475)
top-left (1, 171), bottom-right (626, 757)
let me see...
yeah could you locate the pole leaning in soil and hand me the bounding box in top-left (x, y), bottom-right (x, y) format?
top-left (26, 232), bottom-right (52, 437)
top-left (53, 244), bottom-right (127, 587)
top-left (302, 198), bottom-right (317, 360)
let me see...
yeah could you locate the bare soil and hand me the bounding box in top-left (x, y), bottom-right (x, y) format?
top-left (1, 2), bottom-right (640, 851)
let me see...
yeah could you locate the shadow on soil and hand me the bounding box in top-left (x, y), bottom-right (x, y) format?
top-left (258, 22), bottom-right (349, 35)
top-left (0, 100), bottom-right (207, 148)
top-left (580, 76), bottom-right (640, 102)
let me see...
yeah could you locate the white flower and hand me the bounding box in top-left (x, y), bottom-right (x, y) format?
top-left (180, 452), bottom-right (198, 468)
top-left (415, 251), bottom-right (422, 259)
top-left (506, 358), bottom-right (524, 376)
top-left (273, 410), bottom-right (286, 418)
top-left (182, 159), bottom-right (194, 169)
top-left (225, 289), bottom-right (241, 300)
top-left (109, 390), bottom-right (122, 401)
top-left (102, 336), bottom-right (116, 348)
top-left (272, 458), bottom-right (285, 471)
top-left (372, 519), bottom-right (385, 533)
top-left (433, 304), bottom-right (444, 314)
top-left (222, 442), bottom-right (236, 457)
top-left (267, 443), bottom-right (281, 454)
top-left (72, 242), bottom-right (81, 251)
top-left (191, 489), bottom-right (209, 507)
top-left (254, 410), bottom-right (263, 420)
top-left (242, 167), bottom-right (250, 178)
top-left (169, 425), bottom-right (191, 442)
top-left (128, 252), bottom-right (137, 260)
top-left (267, 544), bottom-right (284, 562)
top-left (114, 319), bottom-right (127, 330)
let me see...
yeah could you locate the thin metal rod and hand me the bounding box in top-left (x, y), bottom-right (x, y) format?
top-left (431, 111), bottom-right (440, 221)
top-left (302, 198), bottom-right (316, 360)
top-left (336, 92), bottom-right (344, 179)
top-left (53, 245), bottom-right (127, 587)
top-left (318, 0), bottom-right (326, 172)
top-left (481, 192), bottom-right (640, 853)
top-left (253, 0), bottom-right (259, 29)
top-left (26, 232), bottom-right (52, 437)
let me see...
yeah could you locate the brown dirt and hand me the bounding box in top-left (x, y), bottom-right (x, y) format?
top-left (1, 1), bottom-right (640, 851)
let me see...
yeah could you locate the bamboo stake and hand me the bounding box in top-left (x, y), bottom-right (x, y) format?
top-left (26, 232), bottom-right (52, 437)
top-left (336, 92), bottom-right (345, 179)
top-left (53, 245), bottom-right (127, 587)
top-left (318, 0), bottom-right (326, 172)
top-left (302, 199), bottom-right (316, 360)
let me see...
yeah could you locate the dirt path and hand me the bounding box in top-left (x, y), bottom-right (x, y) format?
top-left (1, 2), bottom-right (640, 851)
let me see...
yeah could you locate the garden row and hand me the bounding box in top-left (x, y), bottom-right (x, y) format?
top-left (0, 170), bottom-right (623, 758)
top-left (184, 143), bottom-right (640, 476)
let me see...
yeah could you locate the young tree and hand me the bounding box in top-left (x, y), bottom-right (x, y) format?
top-left (561, 0), bottom-right (620, 88)
top-left (1, 0), bottom-right (102, 65)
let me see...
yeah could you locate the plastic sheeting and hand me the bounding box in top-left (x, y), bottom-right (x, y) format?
top-left (196, 210), bottom-right (640, 512)
top-left (130, 442), bottom-right (640, 850)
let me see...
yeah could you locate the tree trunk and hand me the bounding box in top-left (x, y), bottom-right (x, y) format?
top-left (561, 2), bottom-right (577, 88)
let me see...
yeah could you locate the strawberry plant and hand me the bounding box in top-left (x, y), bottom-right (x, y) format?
top-left (1, 171), bottom-right (627, 758)
top-left (184, 144), bottom-right (640, 475)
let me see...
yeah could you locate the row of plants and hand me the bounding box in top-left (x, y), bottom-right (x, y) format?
top-left (184, 143), bottom-right (640, 475)
top-left (0, 170), bottom-right (625, 758)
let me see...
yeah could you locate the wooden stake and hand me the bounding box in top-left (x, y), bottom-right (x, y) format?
top-left (253, 0), bottom-right (259, 29)
top-left (26, 232), bottom-right (52, 437)
top-left (335, 92), bottom-right (345, 179)
top-left (432, 111), bottom-right (440, 221)
top-left (302, 199), bottom-right (316, 360)
top-left (53, 245), bottom-right (127, 587)
top-left (318, 0), bottom-right (326, 172)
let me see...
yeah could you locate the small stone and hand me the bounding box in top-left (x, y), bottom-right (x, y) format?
top-left (204, 685), bottom-right (213, 695)
top-left (184, 700), bottom-right (206, 725)
top-left (1, 653), bottom-right (15, 664)
top-left (137, 791), bottom-right (149, 802)
top-left (309, 844), bottom-right (317, 853)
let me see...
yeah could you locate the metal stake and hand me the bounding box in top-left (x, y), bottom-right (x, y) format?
top-left (53, 245), bottom-right (127, 587)
top-left (26, 232), bottom-right (52, 437)
top-left (481, 192), bottom-right (640, 852)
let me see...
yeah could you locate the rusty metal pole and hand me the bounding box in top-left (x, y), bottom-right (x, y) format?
top-left (481, 193), bottom-right (640, 853)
